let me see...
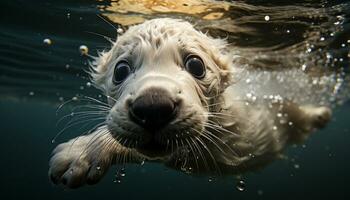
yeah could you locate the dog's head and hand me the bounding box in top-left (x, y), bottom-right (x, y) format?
top-left (92, 18), bottom-right (232, 159)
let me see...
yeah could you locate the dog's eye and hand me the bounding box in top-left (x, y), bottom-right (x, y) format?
top-left (185, 55), bottom-right (206, 79)
top-left (113, 60), bottom-right (131, 84)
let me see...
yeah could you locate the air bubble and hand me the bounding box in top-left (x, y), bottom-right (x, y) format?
top-left (43, 38), bottom-right (52, 45)
top-left (79, 45), bottom-right (89, 55)
top-left (208, 176), bottom-right (215, 182)
top-left (301, 64), bottom-right (307, 71)
top-left (86, 82), bottom-right (92, 87)
top-left (119, 168), bottom-right (126, 177)
top-left (29, 91), bottom-right (34, 96)
top-left (264, 15), bottom-right (270, 21)
top-left (251, 96), bottom-right (257, 102)
top-left (140, 160), bottom-right (145, 166)
top-left (236, 180), bottom-right (246, 192)
top-left (113, 177), bottom-right (122, 184)
top-left (117, 28), bottom-right (124, 34)
top-left (114, 168), bottom-right (125, 184)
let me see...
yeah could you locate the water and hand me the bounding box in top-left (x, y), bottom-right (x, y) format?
top-left (1, 0), bottom-right (350, 199)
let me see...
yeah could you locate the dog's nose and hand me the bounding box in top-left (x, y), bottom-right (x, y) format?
top-left (129, 88), bottom-right (177, 131)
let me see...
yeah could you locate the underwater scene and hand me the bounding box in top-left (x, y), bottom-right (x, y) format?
top-left (1, 0), bottom-right (350, 199)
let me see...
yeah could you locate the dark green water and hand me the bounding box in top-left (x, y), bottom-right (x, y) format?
top-left (1, 0), bottom-right (350, 199)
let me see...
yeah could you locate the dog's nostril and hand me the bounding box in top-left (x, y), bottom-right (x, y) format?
top-left (129, 88), bottom-right (177, 131)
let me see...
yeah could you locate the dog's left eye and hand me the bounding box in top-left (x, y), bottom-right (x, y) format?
top-left (113, 60), bottom-right (131, 84)
top-left (185, 55), bottom-right (206, 79)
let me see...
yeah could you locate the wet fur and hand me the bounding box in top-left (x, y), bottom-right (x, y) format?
top-left (49, 18), bottom-right (332, 188)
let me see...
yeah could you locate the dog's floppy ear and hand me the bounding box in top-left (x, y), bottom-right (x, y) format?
top-left (205, 42), bottom-right (233, 94)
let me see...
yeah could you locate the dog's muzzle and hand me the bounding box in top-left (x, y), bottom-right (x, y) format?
top-left (128, 87), bottom-right (178, 132)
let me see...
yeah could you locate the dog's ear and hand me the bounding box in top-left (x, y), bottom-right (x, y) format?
top-left (211, 49), bottom-right (233, 92)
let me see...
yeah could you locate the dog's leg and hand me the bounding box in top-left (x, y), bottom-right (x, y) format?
top-left (282, 103), bottom-right (332, 143)
top-left (48, 129), bottom-right (126, 188)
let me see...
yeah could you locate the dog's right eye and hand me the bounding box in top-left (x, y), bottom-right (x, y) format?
top-left (184, 55), bottom-right (206, 79)
top-left (113, 61), bottom-right (131, 84)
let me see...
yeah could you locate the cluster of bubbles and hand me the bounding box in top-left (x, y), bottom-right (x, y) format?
top-left (114, 167), bottom-right (126, 184)
top-left (43, 38), bottom-right (89, 56)
top-left (230, 67), bottom-right (348, 109)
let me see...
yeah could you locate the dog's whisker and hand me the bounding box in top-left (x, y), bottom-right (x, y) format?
top-left (80, 95), bottom-right (111, 107)
top-left (53, 116), bottom-right (106, 143)
top-left (84, 31), bottom-right (114, 43)
top-left (71, 104), bottom-right (110, 112)
top-left (191, 137), bottom-right (209, 172)
top-left (204, 121), bottom-right (240, 138)
top-left (76, 127), bottom-right (110, 160)
top-left (194, 135), bottom-right (221, 175)
top-left (96, 14), bottom-right (119, 31)
top-left (184, 138), bottom-right (199, 172)
top-left (202, 129), bottom-right (239, 157)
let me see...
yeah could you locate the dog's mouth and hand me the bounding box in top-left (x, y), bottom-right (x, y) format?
top-left (135, 138), bottom-right (173, 159)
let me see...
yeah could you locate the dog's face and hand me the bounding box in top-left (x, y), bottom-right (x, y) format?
top-left (92, 18), bottom-right (231, 159)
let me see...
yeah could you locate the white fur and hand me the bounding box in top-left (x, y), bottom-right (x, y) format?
top-left (49, 18), bottom-right (332, 188)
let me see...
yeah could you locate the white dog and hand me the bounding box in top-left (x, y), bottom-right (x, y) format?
top-left (49, 18), bottom-right (332, 188)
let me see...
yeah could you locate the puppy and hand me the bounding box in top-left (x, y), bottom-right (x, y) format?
top-left (49, 18), bottom-right (332, 188)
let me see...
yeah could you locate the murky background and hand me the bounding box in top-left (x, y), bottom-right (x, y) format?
top-left (1, 0), bottom-right (350, 199)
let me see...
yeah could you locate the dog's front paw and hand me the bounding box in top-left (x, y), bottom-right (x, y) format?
top-left (48, 137), bottom-right (111, 188)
